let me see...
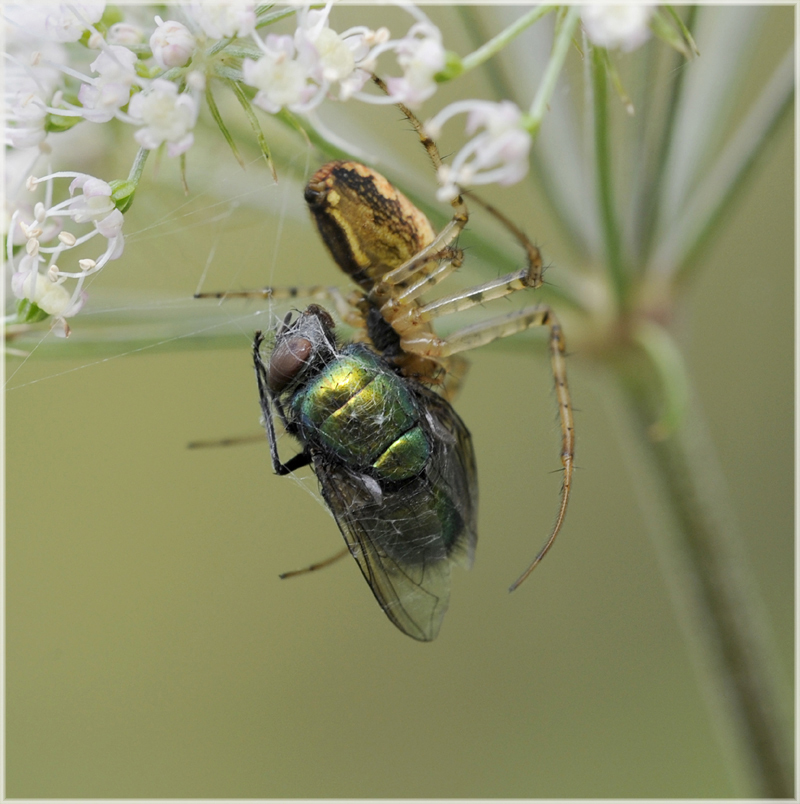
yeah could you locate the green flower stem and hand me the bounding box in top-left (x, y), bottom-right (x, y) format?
top-left (612, 358), bottom-right (793, 798)
top-left (633, 7), bottom-right (696, 266)
top-left (526, 6), bottom-right (580, 136)
top-left (227, 79), bottom-right (277, 181)
top-left (663, 5), bottom-right (700, 56)
top-left (276, 109), bottom-right (351, 162)
top-left (205, 82), bottom-right (245, 167)
top-left (632, 321), bottom-right (689, 441)
top-left (591, 44), bottom-right (627, 306)
top-left (454, 6), bottom-right (592, 261)
top-left (254, 5), bottom-right (302, 30)
top-left (127, 146), bottom-right (149, 186)
top-left (655, 47), bottom-right (794, 284)
top-left (454, 5), bottom-right (555, 79)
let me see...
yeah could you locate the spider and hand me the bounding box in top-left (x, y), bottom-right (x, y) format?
top-left (196, 90), bottom-right (575, 641)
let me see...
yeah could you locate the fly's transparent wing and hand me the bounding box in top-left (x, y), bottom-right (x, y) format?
top-left (417, 385), bottom-right (478, 569)
top-left (318, 463), bottom-right (453, 641)
top-left (313, 390), bottom-right (477, 642)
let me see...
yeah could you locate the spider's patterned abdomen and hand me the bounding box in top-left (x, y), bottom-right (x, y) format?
top-left (290, 346), bottom-right (430, 482)
top-left (304, 161), bottom-right (436, 292)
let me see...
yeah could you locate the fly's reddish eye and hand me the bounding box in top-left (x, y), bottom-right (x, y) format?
top-left (268, 337), bottom-right (313, 393)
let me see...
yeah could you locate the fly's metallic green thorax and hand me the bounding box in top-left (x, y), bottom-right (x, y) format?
top-left (254, 306), bottom-right (478, 641)
top-left (291, 348), bottom-right (430, 482)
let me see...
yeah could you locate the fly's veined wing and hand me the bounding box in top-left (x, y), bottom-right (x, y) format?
top-left (313, 389), bottom-right (477, 641)
top-left (417, 384), bottom-right (478, 569)
top-left (317, 462), bottom-right (452, 641)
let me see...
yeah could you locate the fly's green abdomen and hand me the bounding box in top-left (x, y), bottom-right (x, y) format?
top-left (294, 349), bottom-right (429, 481)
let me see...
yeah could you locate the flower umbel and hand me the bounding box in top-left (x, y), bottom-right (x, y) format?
top-left (9, 171), bottom-right (126, 335)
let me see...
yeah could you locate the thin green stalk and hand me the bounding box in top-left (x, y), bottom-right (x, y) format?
top-left (126, 146), bottom-right (149, 186)
top-left (664, 5), bottom-right (700, 56)
top-left (453, 5), bottom-right (555, 78)
top-left (632, 321), bottom-right (690, 440)
top-left (205, 82), bottom-right (245, 167)
top-left (633, 6), bottom-right (696, 265)
top-left (227, 78), bottom-right (277, 181)
top-left (591, 45), bottom-right (627, 305)
top-left (654, 48), bottom-right (794, 283)
top-left (454, 6), bottom-right (592, 261)
top-left (613, 360), bottom-right (793, 797)
top-left (527, 6), bottom-right (580, 136)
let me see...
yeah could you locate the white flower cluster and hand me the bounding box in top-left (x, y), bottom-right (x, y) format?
top-left (4, 1), bottom-right (557, 333)
top-left (9, 172), bottom-right (125, 336)
top-left (242, 2), bottom-right (449, 113)
top-left (4, 0), bottom-right (453, 156)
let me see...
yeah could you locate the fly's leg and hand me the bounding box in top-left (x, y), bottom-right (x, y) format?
top-left (188, 433), bottom-right (266, 449)
top-left (253, 330), bottom-right (312, 476)
top-left (278, 546), bottom-right (350, 579)
top-left (254, 329), bottom-right (347, 580)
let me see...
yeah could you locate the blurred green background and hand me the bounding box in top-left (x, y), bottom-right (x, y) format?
top-left (6, 6), bottom-right (793, 798)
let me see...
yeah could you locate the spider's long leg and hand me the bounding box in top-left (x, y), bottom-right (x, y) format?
top-left (387, 264), bottom-right (542, 337)
top-left (195, 285), bottom-right (364, 328)
top-left (371, 220), bottom-right (468, 301)
top-left (375, 75), bottom-right (445, 173)
top-left (374, 75), bottom-right (544, 293)
top-left (464, 190), bottom-right (545, 289)
top-left (402, 305), bottom-right (574, 589)
top-left (279, 546), bottom-right (350, 579)
top-left (393, 253), bottom-right (464, 304)
top-left (368, 77), bottom-right (469, 302)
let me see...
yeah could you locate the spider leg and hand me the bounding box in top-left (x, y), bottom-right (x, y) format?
top-left (373, 74), bottom-right (544, 293)
top-left (400, 304), bottom-right (574, 590)
top-left (385, 263), bottom-right (542, 339)
top-left (463, 190), bottom-right (545, 289)
top-left (370, 223), bottom-right (468, 303)
top-left (196, 285), bottom-right (364, 328)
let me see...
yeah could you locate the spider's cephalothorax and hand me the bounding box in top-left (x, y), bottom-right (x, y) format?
top-left (254, 305), bottom-right (477, 641)
top-left (197, 101), bottom-right (575, 641)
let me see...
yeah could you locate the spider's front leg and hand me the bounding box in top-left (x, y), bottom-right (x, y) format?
top-left (195, 284), bottom-right (366, 330)
top-left (401, 303), bottom-right (575, 591)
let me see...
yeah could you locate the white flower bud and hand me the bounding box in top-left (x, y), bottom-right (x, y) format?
top-left (108, 22), bottom-right (145, 46)
top-left (150, 18), bottom-right (196, 69)
top-left (581, 5), bottom-right (653, 53)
